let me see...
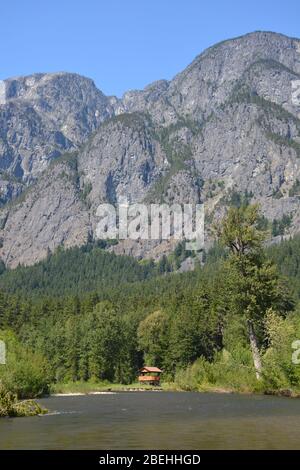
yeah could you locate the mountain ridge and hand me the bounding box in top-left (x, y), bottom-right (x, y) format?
top-left (1, 31), bottom-right (300, 267)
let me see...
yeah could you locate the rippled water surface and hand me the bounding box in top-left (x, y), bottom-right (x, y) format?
top-left (0, 392), bottom-right (300, 449)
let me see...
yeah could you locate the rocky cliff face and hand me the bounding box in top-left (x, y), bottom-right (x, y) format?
top-left (1, 31), bottom-right (300, 267)
top-left (0, 73), bottom-right (115, 183)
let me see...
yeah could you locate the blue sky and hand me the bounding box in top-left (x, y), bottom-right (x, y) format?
top-left (0, 0), bottom-right (299, 97)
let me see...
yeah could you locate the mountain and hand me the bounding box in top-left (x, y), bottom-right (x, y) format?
top-left (0, 72), bottom-right (116, 181)
top-left (1, 31), bottom-right (300, 267)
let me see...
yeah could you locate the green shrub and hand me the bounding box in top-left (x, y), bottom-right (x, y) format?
top-left (262, 309), bottom-right (300, 391)
top-left (174, 348), bottom-right (259, 393)
top-left (0, 330), bottom-right (51, 398)
top-left (0, 384), bottom-right (47, 417)
top-left (0, 384), bottom-right (17, 417)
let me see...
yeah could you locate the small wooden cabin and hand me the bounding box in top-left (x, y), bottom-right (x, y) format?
top-left (138, 366), bottom-right (162, 385)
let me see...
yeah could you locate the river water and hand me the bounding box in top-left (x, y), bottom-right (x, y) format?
top-left (0, 392), bottom-right (300, 449)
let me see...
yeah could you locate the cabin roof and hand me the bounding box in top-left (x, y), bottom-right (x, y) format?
top-left (139, 366), bottom-right (162, 373)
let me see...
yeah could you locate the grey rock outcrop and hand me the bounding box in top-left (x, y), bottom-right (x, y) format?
top-left (0, 72), bottom-right (116, 181)
top-left (0, 158), bottom-right (91, 267)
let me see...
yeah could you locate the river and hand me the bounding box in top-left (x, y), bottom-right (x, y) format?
top-left (0, 392), bottom-right (300, 449)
